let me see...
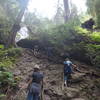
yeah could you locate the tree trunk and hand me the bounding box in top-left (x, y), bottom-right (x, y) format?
top-left (7, 0), bottom-right (29, 47)
top-left (63, 0), bottom-right (70, 23)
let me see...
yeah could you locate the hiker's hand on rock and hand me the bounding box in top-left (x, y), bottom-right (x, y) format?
top-left (22, 84), bottom-right (28, 89)
top-left (74, 65), bottom-right (77, 68)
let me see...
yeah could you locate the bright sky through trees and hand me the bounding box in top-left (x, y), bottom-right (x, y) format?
top-left (28, 0), bottom-right (87, 19)
top-left (71, 0), bottom-right (87, 13)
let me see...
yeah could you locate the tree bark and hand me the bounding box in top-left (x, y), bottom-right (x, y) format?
top-left (63, 0), bottom-right (70, 23)
top-left (7, 0), bottom-right (29, 47)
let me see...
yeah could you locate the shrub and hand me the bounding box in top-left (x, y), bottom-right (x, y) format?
top-left (0, 59), bottom-right (13, 68)
top-left (75, 26), bottom-right (91, 35)
top-left (0, 70), bottom-right (17, 88)
top-left (0, 47), bottom-right (22, 59)
top-left (0, 50), bottom-right (6, 58)
top-left (0, 45), bottom-right (4, 49)
top-left (90, 32), bottom-right (100, 42)
top-left (7, 48), bottom-right (22, 57)
top-left (85, 44), bottom-right (100, 67)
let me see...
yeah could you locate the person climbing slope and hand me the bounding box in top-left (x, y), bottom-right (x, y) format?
top-left (63, 58), bottom-right (76, 87)
top-left (26, 64), bottom-right (44, 100)
top-left (33, 45), bottom-right (39, 57)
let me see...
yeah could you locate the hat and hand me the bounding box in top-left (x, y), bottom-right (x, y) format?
top-left (34, 64), bottom-right (40, 69)
top-left (65, 58), bottom-right (69, 60)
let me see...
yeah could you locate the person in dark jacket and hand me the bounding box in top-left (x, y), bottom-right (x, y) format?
top-left (27, 65), bottom-right (44, 100)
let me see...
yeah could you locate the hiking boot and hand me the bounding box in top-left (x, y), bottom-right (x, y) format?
top-left (67, 80), bottom-right (71, 87)
top-left (64, 83), bottom-right (66, 87)
top-left (67, 83), bottom-right (71, 87)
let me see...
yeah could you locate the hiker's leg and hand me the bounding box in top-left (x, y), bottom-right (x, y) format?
top-left (27, 92), bottom-right (33, 100)
top-left (67, 74), bottom-right (72, 87)
top-left (33, 94), bottom-right (39, 100)
top-left (64, 75), bottom-right (67, 86)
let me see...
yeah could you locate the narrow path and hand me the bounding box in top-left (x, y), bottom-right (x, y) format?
top-left (8, 49), bottom-right (100, 100)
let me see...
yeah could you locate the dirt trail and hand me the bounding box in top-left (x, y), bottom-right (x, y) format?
top-left (8, 49), bottom-right (100, 100)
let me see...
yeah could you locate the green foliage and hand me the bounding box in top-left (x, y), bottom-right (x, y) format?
top-left (7, 48), bottom-right (22, 57)
top-left (90, 32), bottom-right (100, 42)
top-left (0, 45), bottom-right (4, 49)
top-left (86, 0), bottom-right (100, 27)
top-left (0, 0), bottom-right (22, 44)
top-left (39, 24), bottom-right (100, 67)
top-left (0, 50), bottom-right (7, 58)
top-left (0, 47), bottom-right (22, 69)
top-left (48, 23), bottom-right (76, 47)
top-left (75, 27), bottom-right (100, 43)
top-left (0, 47), bottom-right (22, 57)
top-left (0, 70), bottom-right (17, 88)
top-left (0, 66), bottom-right (17, 89)
top-left (0, 47), bottom-right (22, 96)
top-left (75, 27), bottom-right (91, 35)
top-left (0, 20), bottom-right (11, 43)
top-left (28, 19), bottom-right (100, 67)
top-left (85, 44), bottom-right (100, 67)
top-left (74, 27), bottom-right (100, 66)
top-left (94, 0), bottom-right (100, 27)
top-left (0, 60), bottom-right (12, 68)
top-left (0, 0), bottom-right (20, 22)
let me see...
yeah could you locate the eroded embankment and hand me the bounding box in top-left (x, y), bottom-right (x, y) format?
top-left (5, 49), bottom-right (100, 100)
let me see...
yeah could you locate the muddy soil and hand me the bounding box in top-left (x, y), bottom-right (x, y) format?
top-left (5, 49), bottom-right (100, 100)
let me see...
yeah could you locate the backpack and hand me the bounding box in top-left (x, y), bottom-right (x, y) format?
top-left (64, 61), bottom-right (72, 74)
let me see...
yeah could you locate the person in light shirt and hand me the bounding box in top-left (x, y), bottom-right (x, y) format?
top-left (63, 58), bottom-right (76, 87)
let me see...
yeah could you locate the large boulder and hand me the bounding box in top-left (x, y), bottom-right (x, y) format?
top-left (17, 39), bottom-right (40, 49)
top-left (81, 18), bottom-right (95, 30)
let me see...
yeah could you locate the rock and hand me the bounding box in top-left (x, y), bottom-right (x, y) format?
top-left (50, 80), bottom-right (56, 85)
top-left (72, 98), bottom-right (85, 100)
top-left (13, 70), bottom-right (21, 75)
top-left (9, 49), bottom-right (100, 100)
top-left (64, 87), bottom-right (80, 98)
top-left (72, 73), bottom-right (86, 83)
top-left (44, 88), bottom-right (63, 97)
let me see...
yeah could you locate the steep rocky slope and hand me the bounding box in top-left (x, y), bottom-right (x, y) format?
top-left (5, 49), bottom-right (100, 100)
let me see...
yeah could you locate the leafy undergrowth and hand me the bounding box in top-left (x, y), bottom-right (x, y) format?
top-left (85, 44), bottom-right (100, 67)
top-left (90, 32), bottom-right (100, 42)
top-left (0, 45), bottom-right (22, 98)
top-left (75, 27), bottom-right (100, 43)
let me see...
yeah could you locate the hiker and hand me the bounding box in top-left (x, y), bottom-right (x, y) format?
top-left (33, 45), bottom-right (39, 56)
top-left (26, 64), bottom-right (44, 100)
top-left (63, 58), bottom-right (76, 87)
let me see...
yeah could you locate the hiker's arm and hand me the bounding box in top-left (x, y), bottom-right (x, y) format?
top-left (72, 64), bottom-right (83, 73)
top-left (21, 78), bottom-right (32, 89)
top-left (71, 64), bottom-right (76, 73)
top-left (41, 79), bottom-right (44, 89)
top-left (72, 64), bottom-right (77, 68)
top-left (27, 78), bottom-right (33, 86)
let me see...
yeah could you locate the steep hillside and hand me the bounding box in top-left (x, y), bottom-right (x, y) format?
top-left (4, 49), bottom-right (100, 100)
